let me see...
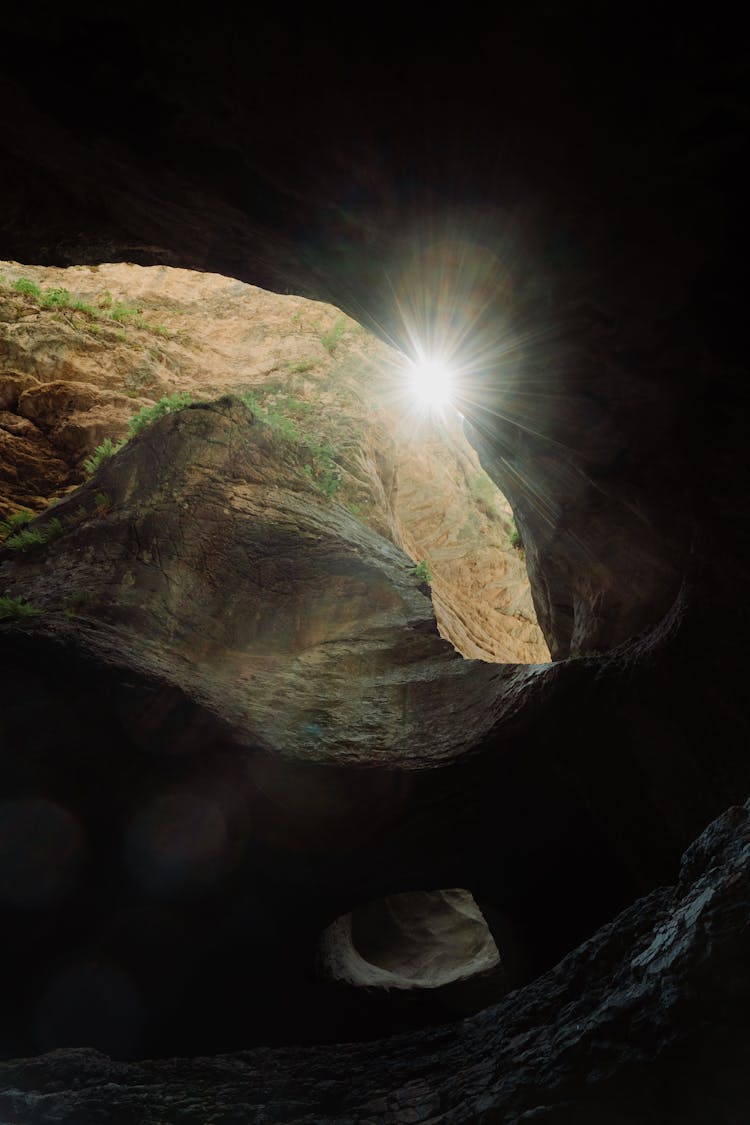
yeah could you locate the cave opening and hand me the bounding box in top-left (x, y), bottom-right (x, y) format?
top-left (0, 258), bottom-right (697, 1060)
top-left (0, 258), bottom-right (550, 665)
top-left (0, 9), bottom-right (746, 1117)
top-left (320, 888), bottom-right (502, 993)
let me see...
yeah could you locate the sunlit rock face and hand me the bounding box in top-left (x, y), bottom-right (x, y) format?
top-left (0, 261), bottom-right (548, 663)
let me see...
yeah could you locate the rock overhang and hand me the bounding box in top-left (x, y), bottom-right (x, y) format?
top-left (0, 11), bottom-right (747, 1115)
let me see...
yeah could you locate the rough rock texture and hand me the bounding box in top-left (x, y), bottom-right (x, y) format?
top-left (0, 11), bottom-right (748, 1123)
top-left (2, 798), bottom-right (749, 1124)
top-left (2, 16), bottom-right (744, 661)
top-left (0, 397), bottom-right (508, 766)
top-left (1, 403), bottom-right (748, 1067)
top-left (0, 261), bottom-right (548, 663)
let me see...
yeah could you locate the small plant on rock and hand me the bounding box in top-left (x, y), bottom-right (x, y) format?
top-left (64, 589), bottom-right (92, 615)
top-left (321, 316), bottom-right (347, 353)
top-left (0, 595), bottom-right (41, 621)
top-left (0, 509), bottom-right (35, 539)
top-left (410, 559), bottom-right (433, 585)
top-left (71, 298), bottom-right (98, 316)
top-left (287, 359), bottom-right (317, 374)
top-left (109, 301), bottom-right (141, 323)
top-left (84, 437), bottom-right (124, 476)
top-left (11, 278), bottom-right (41, 298)
top-left (4, 517), bottom-right (63, 551)
top-left (127, 392), bottom-right (193, 437)
top-left (40, 287), bottom-right (72, 309)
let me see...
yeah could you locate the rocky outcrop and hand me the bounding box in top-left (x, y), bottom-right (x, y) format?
top-left (0, 261), bottom-right (548, 663)
top-left (0, 397), bottom-right (506, 766)
top-left (2, 797), bottom-right (749, 1123)
top-left (1, 399), bottom-right (748, 1066)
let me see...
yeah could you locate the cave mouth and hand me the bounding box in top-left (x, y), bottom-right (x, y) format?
top-left (319, 889), bottom-right (503, 995)
top-left (0, 259), bottom-right (550, 665)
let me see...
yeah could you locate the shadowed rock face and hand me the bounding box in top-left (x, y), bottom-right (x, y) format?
top-left (0, 10), bottom-right (748, 1122)
top-left (0, 400), bottom-right (748, 1068)
top-left (2, 799), bottom-right (749, 1123)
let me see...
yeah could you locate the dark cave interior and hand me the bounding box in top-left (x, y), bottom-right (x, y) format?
top-left (0, 8), bottom-right (749, 1123)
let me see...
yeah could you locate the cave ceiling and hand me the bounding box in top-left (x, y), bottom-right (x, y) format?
top-left (1, 9), bottom-right (749, 1123)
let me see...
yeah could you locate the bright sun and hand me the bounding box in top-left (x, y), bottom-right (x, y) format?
top-left (408, 356), bottom-right (454, 410)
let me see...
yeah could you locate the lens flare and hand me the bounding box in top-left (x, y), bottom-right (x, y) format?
top-left (408, 356), bottom-right (454, 409)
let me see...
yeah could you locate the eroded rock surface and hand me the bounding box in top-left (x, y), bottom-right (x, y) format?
top-left (1, 399), bottom-right (748, 1067)
top-left (0, 15), bottom-right (747, 1122)
top-left (0, 396), bottom-right (513, 766)
top-left (2, 799), bottom-right (748, 1124)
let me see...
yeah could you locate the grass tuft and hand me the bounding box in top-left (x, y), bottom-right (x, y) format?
top-left (40, 287), bottom-right (71, 308)
top-left (321, 316), bottom-right (347, 354)
top-left (11, 278), bottom-right (41, 298)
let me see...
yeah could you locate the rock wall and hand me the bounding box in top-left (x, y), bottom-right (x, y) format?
top-left (1, 399), bottom-right (748, 1068)
top-left (0, 11), bottom-right (747, 1123)
top-left (2, 798), bottom-right (749, 1123)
